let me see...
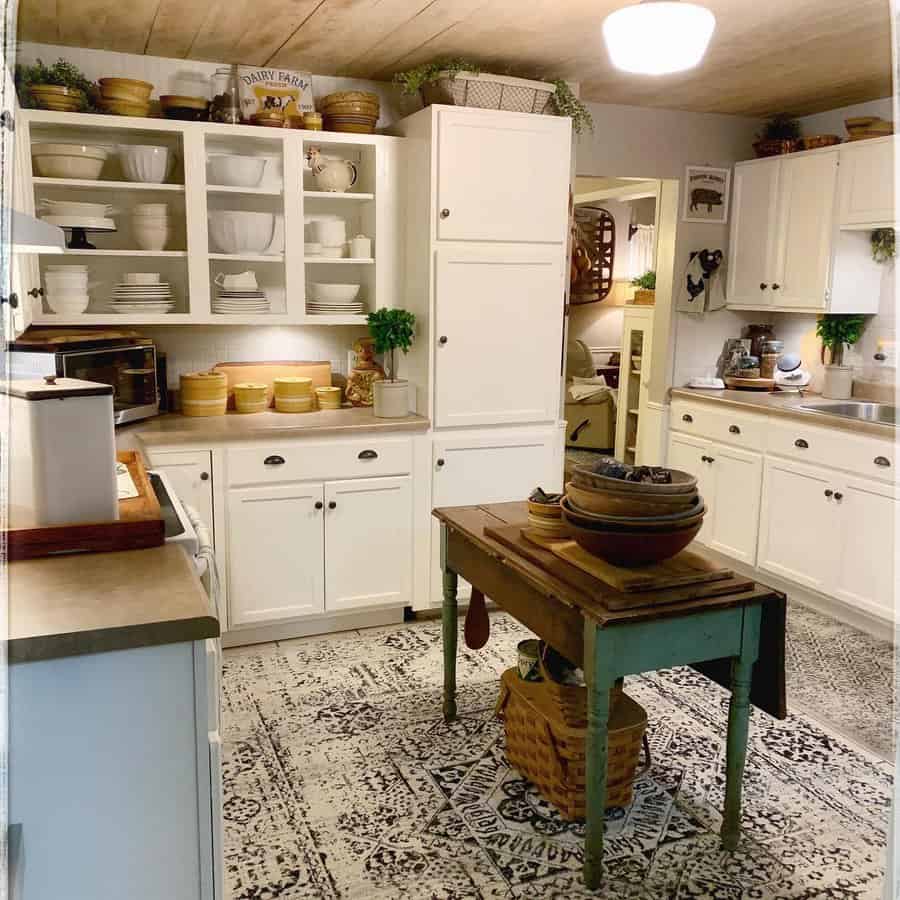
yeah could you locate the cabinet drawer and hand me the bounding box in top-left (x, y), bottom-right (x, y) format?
top-left (765, 418), bottom-right (896, 481)
top-left (670, 400), bottom-right (765, 451)
top-left (670, 399), bottom-right (716, 436)
top-left (227, 437), bottom-right (413, 486)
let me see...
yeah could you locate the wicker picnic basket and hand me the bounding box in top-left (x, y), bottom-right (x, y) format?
top-left (496, 667), bottom-right (650, 820)
top-left (421, 72), bottom-right (555, 114)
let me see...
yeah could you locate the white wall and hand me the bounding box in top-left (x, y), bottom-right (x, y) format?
top-left (799, 97), bottom-right (893, 139)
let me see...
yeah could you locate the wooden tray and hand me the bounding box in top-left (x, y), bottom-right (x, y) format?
top-left (6, 451), bottom-right (165, 561)
top-left (725, 376), bottom-right (775, 391)
top-left (485, 525), bottom-right (751, 611)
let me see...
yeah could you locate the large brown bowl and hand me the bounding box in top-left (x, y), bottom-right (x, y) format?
top-left (572, 465), bottom-right (697, 496)
top-left (561, 497), bottom-right (706, 531)
top-left (565, 481), bottom-right (699, 518)
top-left (561, 507), bottom-right (703, 566)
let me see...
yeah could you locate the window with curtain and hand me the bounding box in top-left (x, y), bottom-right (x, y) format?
top-left (628, 225), bottom-right (655, 279)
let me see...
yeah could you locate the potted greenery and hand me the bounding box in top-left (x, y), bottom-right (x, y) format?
top-left (753, 113), bottom-right (801, 158)
top-left (871, 228), bottom-right (895, 263)
top-left (394, 59), bottom-right (593, 135)
top-left (816, 314), bottom-right (867, 399)
top-left (367, 307), bottom-right (416, 418)
top-left (15, 58), bottom-right (98, 112)
top-left (630, 270), bottom-right (656, 305)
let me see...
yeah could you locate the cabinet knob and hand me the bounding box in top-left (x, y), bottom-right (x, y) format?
top-left (315, 501), bottom-right (323, 510)
top-left (438, 335), bottom-right (448, 345)
top-left (263, 455), bottom-right (285, 466)
top-left (440, 208), bottom-right (450, 219)
top-left (729, 424), bottom-right (741, 434)
top-left (834, 492), bottom-right (843, 501)
top-left (682, 414), bottom-right (693, 423)
top-left (825, 489), bottom-right (833, 498)
top-left (1, 292), bottom-right (18, 309)
top-left (328, 500), bottom-right (337, 510)
top-left (436, 458), bottom-right (445, 468)
top-left (772, 283), bottom-right (781, 290)
top-left (701, 455), bottom-right (714, 463)
top-left (358, 449), bottom-right (378, 460)
top-left (795, 439), bottom-right (809, 449)
top-left (26, 287), bottom-right (43, 298)
top-left (200, 472), bottom-right (209, 481)
top-left (759, 283), bottom-right (768, 290)
top-left (875, 456), bottom-right (891, 467)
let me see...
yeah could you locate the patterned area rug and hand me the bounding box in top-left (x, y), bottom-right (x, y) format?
top-left (221, 610), bottom-right (893, 899)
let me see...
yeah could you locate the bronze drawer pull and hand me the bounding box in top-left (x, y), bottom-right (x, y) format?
top-left (436, 458), bottom-right (446, 468)
top-left (729, 424), bottom-right (740, 434)
top-left (264, 455), bottom-right (285, 466)
top-left (795, 439), bottom-right (809, 449)
top-left (358, 449), bottom-right (378, 460)
top-left (200, 472), bottom-right (209, 481)
top-left (875, 456), bottom-right (891, 467)
top-left (328, 500), bottom-right (337, 510)
top-left (834, 492), bottom-right (843, 501)
top-left (440, 208), bottom-right (450, 219)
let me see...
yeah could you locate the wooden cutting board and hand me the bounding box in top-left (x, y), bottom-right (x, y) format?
top-left (484, 525), bottom-right (751, 611)
top-left (212, 360), bottom-right (332, 409)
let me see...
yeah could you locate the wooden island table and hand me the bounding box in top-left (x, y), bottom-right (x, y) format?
top-left (434, 502), bottom-right (786, 891)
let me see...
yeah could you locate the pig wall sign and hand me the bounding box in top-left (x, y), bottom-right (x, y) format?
top-left (683, 165), bottom-right (731, 224)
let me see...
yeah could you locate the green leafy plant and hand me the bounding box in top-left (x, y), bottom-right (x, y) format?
top-left (631, 270), bottom-right (656, 290)
top-left (367, 308), bottom-right (416, 382)
top-left (815, 314), bottom-right (867, 366)
top-left (15, 58), bottom-right (97, 110)
top-left (393, 60), bottom-right (594, 134)
top-left (758, 113), bottom-right (801, 142)
top-left (871, 228), bottom-right (895, 263)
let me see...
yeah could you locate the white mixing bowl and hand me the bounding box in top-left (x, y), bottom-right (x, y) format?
top-left (207, 154), bottom-right (267, 188)
top-left (208, 210), bottom-right (275, 254)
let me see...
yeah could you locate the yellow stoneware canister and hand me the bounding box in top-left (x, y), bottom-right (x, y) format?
top-left (233, 382), bottom-right (268, 414)
top-left (180, 371), bottom-right (227, 417)
top-left (274, 376), bottom-right (314, 413)
top-left (315, 386), bottom-right (342, 409)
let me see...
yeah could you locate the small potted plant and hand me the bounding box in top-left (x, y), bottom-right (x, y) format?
top-left (753, 113), bottom-right (801, 158)
top-left (15, 58), bottom-right (98, 112)
top-left (871, 228), bottom-right (895, 263)
top-left (630, 270), bottom-right (656, 305)
top-left (816, 314), bottom-right (867, 399)
top-left (367, 307), bottom-right (416, 418)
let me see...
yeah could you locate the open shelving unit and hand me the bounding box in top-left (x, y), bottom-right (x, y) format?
top-left (20, 109), bottom-right (403, 326)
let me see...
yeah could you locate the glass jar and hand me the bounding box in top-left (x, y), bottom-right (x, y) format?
top-left (209, 66), bottom-right (242, 124)
top-left (760, 339), bottom-right (784, 380)
top-left (743, 323), bottom-right (775, 360)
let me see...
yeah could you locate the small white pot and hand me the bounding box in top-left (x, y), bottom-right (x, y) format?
top-left (373, 379), bottom-right (409, 419)
top-left (822, 365), bottom-right (854, 399)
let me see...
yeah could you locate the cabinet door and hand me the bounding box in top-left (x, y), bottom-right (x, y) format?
top-left (434, 245), bottom-right (564, 428)
top-left (838, 139), bottom-right (894, 226)
top-left (666, 432), bottom-right (714, 544)
top-left (147, 450), bottom-right (215, 546)
top-left (773, 151), bottom-right (838, 310)
top-left (435, 107), bottom-right (570, 243)
top-left (227, 484), bottom-right (324, 626)
top-left (325, 477), bottom-right (412, 612)
top-left (7, 114), bottom-right (38, 338)
top-left (757, 458), bottom-right (837, 592)
top-left (727, 160), bottom-right (779, 306)
top-left (705, 443), bottom-right (763, 565)
top-left (832, 475), bottom-right (898, 620)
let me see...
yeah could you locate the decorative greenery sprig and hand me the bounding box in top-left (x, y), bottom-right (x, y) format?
top-left (15, 58), bottom-right (98, 110)
top-left (871, 228), bottom-right (895, 263)
top-left (550, 79), bottom-right (593, 135)
top-left (815, 314), bottom-right (867, 366)
top-left (631, 270), bottom-right (656, 290)
top-left (758, 113), bottom-right (801, 142)
top-left (367, 308), bottom-right (416, 382)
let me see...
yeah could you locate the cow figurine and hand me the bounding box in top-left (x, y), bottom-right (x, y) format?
top-left (690, 188), bottom-right (723, 213)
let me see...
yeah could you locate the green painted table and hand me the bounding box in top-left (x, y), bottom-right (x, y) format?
top-left (433, 502), bottom-right (786, 891)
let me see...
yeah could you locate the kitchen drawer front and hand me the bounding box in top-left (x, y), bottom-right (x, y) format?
top-left (227, 437), bottom-right (413, 486)
top-left (765, 418), bottom-right (897, 482)
top-left (669, 399), bottom-right (765, 451)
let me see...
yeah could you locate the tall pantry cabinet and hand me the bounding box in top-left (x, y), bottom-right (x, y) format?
top-left (395, 105), bottom-right (572, 603)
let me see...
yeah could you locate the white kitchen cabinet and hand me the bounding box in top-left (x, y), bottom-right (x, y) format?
top-left (325, 476), bottom-right (412, 612)
top-left (147, 449), bottom-right (215, 544)
top-left (665, 432), bottom-right (714, 544)
top-left (727, 159), bottom-right (780, 306)
top-left (837, 137), bottom-right (895, 227)
top-left (757, 457), bottom-right (837, 593)
top-left (227, 483), bottom-right (325, 626)
top-left (435, 106), bottom-right (570, 243)
top-left (7, 112), bottom-right (39, 338)
top-left (434, 245), bottom-right (565, 428)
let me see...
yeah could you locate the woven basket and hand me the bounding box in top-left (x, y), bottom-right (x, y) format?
top-left (421, 71), bottom-right (555, 114)
top-left (753, 138), bottom-right (799, 158)
top-left (496, 668), bottom-right (649, 820)
top-left (800, 134), bottom-right (842, 151)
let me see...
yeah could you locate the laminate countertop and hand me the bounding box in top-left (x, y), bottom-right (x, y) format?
top-left (670, 388), bottom-right (895, 440)
top-left (127, 407), bottom-right (431, 446)
top-left (8, 544), bottom-right (219, 664)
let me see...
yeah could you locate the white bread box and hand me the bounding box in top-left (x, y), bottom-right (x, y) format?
top-left (5, 376), bottom-right (119, 527)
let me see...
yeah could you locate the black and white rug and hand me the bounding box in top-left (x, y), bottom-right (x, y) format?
top-left (221, 608), bottom-right (893, 899)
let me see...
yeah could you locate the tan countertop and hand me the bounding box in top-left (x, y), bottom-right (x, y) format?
top-left (9, 544), bottom-right (219, 664)
top-left (127, 407), bottom-right (430, 446)
top-left (670, 388), bottom-right (895, 439)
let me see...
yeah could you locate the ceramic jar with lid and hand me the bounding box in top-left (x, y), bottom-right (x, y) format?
top-left (233, 382), bottom-right (268, 414)
top-left (273, 376), bottom-right (314, 412)
top-left (760, 340), bottom-right (784, 380)
top-left (744, 323), bottom-right (776, 360)
top-left (180, 371), bottom-right (227, 416)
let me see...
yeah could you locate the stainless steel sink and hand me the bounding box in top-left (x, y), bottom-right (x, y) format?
top-left (797, 401), bottom-right (896, 425)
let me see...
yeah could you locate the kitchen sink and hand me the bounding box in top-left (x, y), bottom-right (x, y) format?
top-left (797, 401), bottom-right (896, 426)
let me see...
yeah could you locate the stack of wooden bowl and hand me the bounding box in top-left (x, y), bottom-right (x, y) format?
top-left (318, 92), bottom-right (380, 134)
top-left (562, 465), bottom-right (704, 566)
top-left (98, 78), bottom-right (153, 117)
top-left (845, 116), bottom-right (893, 141)
top-left (527, 490), bottom-right (566, 540)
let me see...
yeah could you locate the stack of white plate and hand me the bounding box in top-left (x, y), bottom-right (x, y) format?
top-left (307, 300), bottom-right (366, 315)
top-left (109, 274), bottom-right (176, 314)
top-left (212, 288), bottom-right (270, 315)
top-left (307, 282), bottom-right (365, 316)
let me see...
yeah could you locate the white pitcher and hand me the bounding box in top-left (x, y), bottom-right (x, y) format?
top-left (307, 148), bottom-right (358, 193)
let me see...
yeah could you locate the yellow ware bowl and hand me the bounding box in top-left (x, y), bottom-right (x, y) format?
top-left (99, 77), bottom-right (153, 101)
top-left (99, 98), bottom-right (151, 117)
top-left (273, 376), bottom-right (313, 398)
top-left (233, 381), bottom-right (269, 414)
top-left (275, 396), bottom-right (315, 413)
top-left (181, 371), bottom-right (227, 417)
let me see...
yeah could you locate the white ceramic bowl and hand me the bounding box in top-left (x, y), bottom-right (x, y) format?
top-left (312, 218), bottom-right (347, 245)
top-left (46, 264), bottom-right (88, 272)
top-left (124, 272), bottom-right (161, 285)
top-left (319, 246), bottom-right (344, 258)
top-left (208, 211), bottom-right (275, 254)
top-left (207, 154), bottom-right (267, 188)
top-left (31, 143), bottom-right (108, 180)
top-left (45, 278), bottom-right (88, 291)
top-left (310, 282), bottom-right (361, 302)
top-left (47, 293), bottom-right (90, 314)
top-left (39, 199), bottom-right (113, 219)
top-left (132, 203), bottom-right (169, 217)
top-left (306, 242), bottom-right (323, 256)
top-left (119, 145), bottom-right (171, 183)
top-left (133, 222), bottom-right (170, 251)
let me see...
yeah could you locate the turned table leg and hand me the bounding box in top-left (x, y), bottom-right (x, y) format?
top-left (441, 526), bottom-right (459, 722)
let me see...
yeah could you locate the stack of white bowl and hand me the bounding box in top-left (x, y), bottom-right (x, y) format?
top-left (132, 203), bottom-right (170, 251)
top-left (43, 265), bottom-right (90, 315)
top-left (306, 215), bottom-right (346, 258)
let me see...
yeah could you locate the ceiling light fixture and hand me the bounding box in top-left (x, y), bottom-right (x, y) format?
top-left (603, 0), bottom-right (716, 75)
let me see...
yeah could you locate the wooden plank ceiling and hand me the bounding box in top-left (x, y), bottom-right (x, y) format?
top-left (18, 0), bottom-right (893, 116)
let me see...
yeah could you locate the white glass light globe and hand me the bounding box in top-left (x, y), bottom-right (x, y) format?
top-left (603, 1), bottom-right (716, 75)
